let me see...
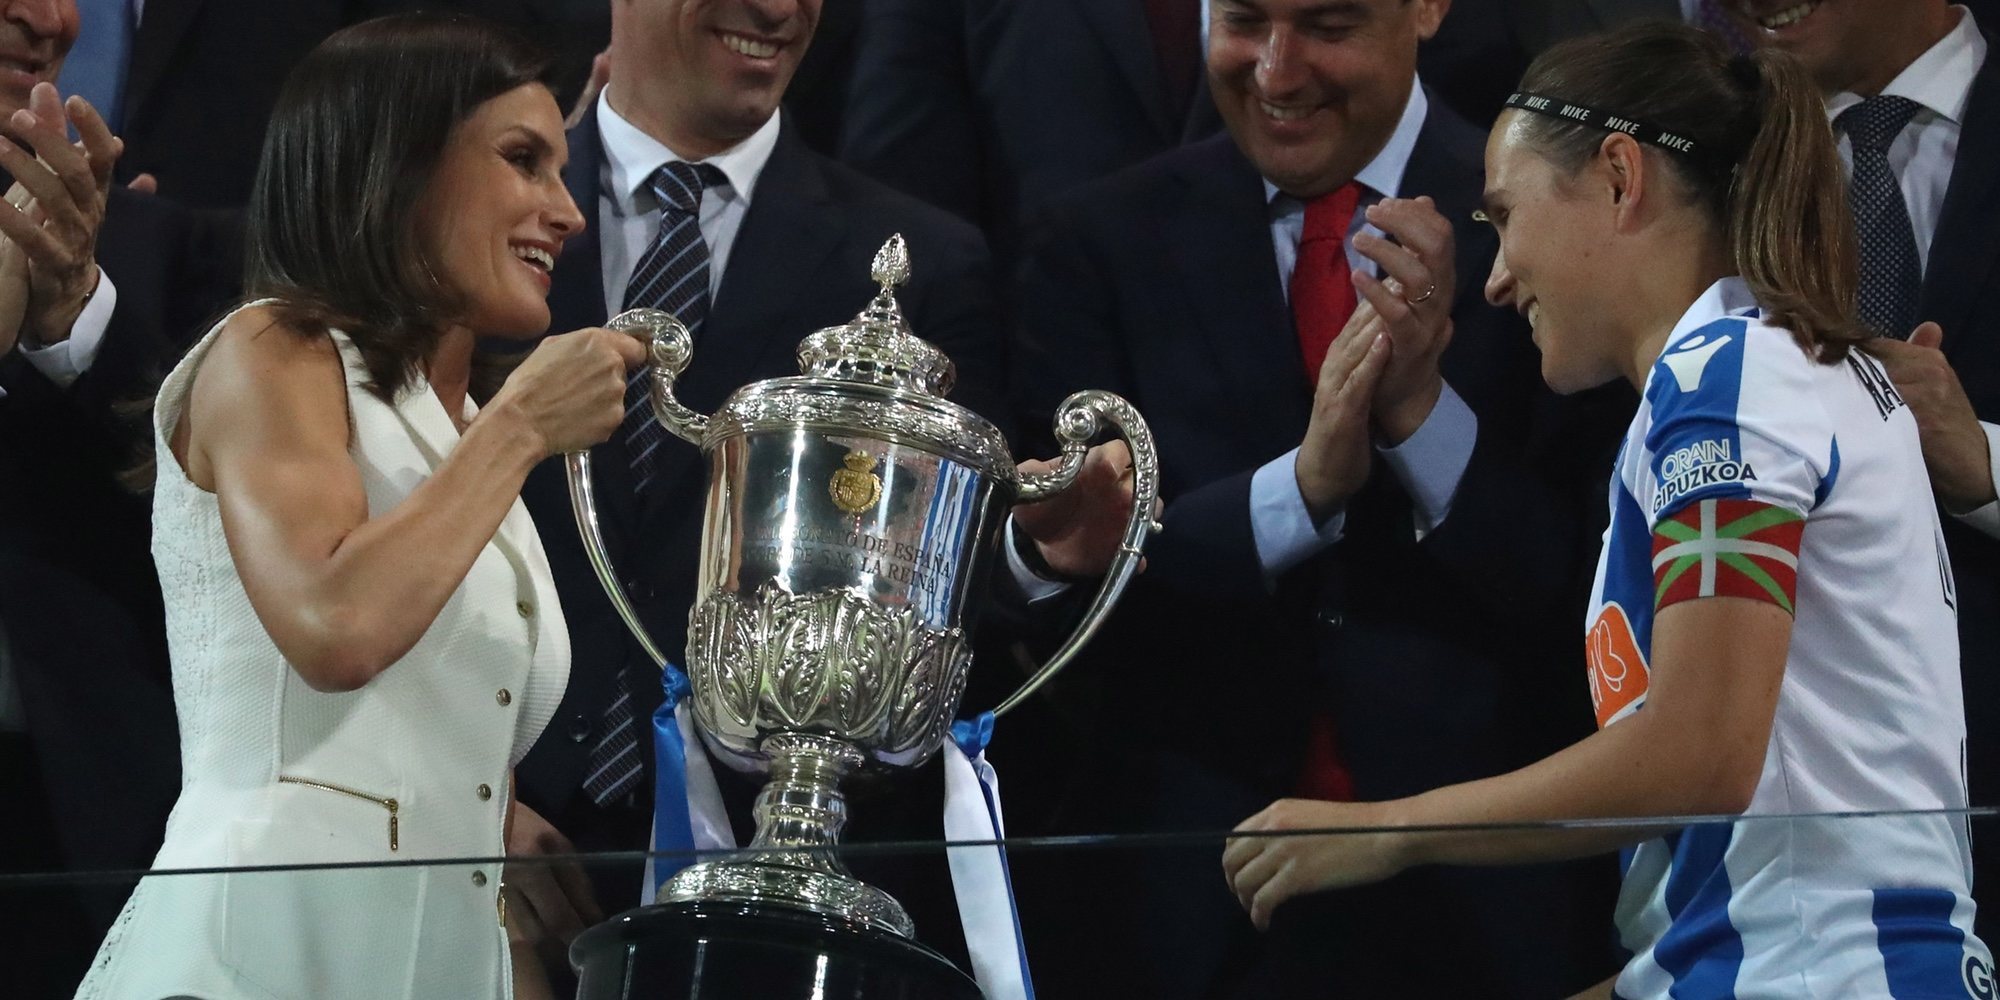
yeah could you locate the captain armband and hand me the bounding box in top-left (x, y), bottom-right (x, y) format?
top-left (1651, 498), bottom-right (1805, 614)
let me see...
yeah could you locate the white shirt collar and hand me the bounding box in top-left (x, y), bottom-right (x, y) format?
top-left (595, 88), bottom-right (783, 214)
top-left (1827, 5), bottom-right (1988, 125)
top-left (1263, 78), bottom-right (1430, 204)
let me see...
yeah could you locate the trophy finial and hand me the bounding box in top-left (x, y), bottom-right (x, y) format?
top-left (871, 234), bottom-right (911, 292)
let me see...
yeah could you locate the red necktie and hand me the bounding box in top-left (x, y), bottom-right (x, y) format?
top-left (1291, 183), bottom-right (1362, 382)
top-left (1290, 182), bottom-right (1361, 803)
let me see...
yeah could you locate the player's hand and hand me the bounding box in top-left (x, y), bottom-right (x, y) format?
top-left (1222, 798), bottom-right (1408, 931)
top-left (1866, 323), bottom-right (1995, 513)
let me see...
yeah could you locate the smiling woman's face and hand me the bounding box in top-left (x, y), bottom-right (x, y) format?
top-left (1482, 113), bottom-right (1626, 396)
top-left (413, 83), bottom-right (584, 339)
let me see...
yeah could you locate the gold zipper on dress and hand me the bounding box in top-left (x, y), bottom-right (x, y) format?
top-left (276, 775), bottom-right (400, 851)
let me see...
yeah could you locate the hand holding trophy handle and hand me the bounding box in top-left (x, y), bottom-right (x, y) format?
top-left (991, 390), bottom-right (1161, 718)
top-left (562, 308), bottom-right (706, 671)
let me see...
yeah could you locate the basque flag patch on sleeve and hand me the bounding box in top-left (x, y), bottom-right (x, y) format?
top-left (1651, 498), bottom-right (1805, 613)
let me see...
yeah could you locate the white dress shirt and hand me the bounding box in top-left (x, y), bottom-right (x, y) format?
top-left (0, 272), bottom-right (119, 400)
top-left (595, 88), bottom-right (781, 317)
top-left (1826, 8), bottom-right (2000, 536)
top-left (1246, 80), bottom-right (1480, 582)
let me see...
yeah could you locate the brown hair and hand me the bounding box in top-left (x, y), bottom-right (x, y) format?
top-left (1514, 21), bottom-right (1865, 360)
top-left (247, 12), bottom-right (555, 400)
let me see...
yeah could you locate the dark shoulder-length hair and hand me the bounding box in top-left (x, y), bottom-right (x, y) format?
top-left (248, 12), bottom-right (556, 401)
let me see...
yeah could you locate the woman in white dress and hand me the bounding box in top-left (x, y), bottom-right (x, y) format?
top-left (75, 14), bottom-right (642, 999)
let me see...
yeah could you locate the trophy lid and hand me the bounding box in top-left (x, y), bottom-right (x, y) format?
top-left (795, 235), bottom-right (957, 397)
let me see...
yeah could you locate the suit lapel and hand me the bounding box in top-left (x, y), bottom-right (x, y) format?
top-left (1922, 32), bottom-right (2000, 367)
top-left (1166, 137), bottom-right (1311, 442)
top-left (1076, 0), bottom-right (1176, 140)
top-left (125, 0), bottom-right (204, 126)
top-left (552, 103), bottom-right (610, 333)
top-left (389, 378), bottom-right (545, 612)
top-left (1183, 73), bottom-right (1225, 145)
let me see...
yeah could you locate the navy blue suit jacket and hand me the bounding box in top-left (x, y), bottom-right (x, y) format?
top-left (1010, 104), bottom-right (1627, 998)
top-left (841, 0), bottom-right (1223, 262)
top-left (0, 187), bottom-right (241, 918)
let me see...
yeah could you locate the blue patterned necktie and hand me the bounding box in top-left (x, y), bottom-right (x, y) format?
top-left (1838, 96), bottom-right (1925, 338)
top-left (620, 160), bottom-right (726, 499)
top-left (584, 160), bottom-right (725, 808)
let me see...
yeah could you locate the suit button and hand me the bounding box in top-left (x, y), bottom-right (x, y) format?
top-left (476, 783), bottom-right (492, 801)
top-left (472, 870), bottom-right (488, 888)
top-left (1316, 611), bottom-right (1345, 630)
top-left (496, 689), bottom-right (513, 707)
top-left (517, 600), bottom-right (535, 618)
top-left (567, 714), bottom-right (591, 742)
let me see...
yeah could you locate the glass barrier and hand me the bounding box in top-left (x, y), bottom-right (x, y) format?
top-left (7, 809), bottom-right (1998, 1000)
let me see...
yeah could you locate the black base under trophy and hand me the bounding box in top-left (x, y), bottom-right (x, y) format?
top-left (569, 900), bottom-right (984, 1000)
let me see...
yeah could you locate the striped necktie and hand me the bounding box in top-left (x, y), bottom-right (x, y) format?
top-left (584, 160), bottom-right (725, 808)
top-left (620, 160), bottom-right (726, 499)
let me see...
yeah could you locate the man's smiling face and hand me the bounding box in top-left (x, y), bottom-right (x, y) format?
top-left (616, 0), bottom-right (820, 149)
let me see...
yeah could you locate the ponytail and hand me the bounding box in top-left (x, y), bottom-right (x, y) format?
top-left (1514, 22), bottom-right (1866, 361)
top-left (1730, 48), bottom-right (1866, 360)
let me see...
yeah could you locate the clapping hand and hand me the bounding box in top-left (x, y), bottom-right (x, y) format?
top-left (1351, 196), bottom-right (1456, 445)
top-left (1294, 302), bottom-right (1392, 520)
top-left (0, 83), bottom-right (120, 351)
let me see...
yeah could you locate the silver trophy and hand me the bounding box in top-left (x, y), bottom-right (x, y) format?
top-left (566, 235), bottom-right (1159, 940)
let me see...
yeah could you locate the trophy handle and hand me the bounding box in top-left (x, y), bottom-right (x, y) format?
top-left (560, 308), bottom-right (714, 669)
top-left (991, 390), bottom-right (1161, 718)
top-left (609, 307), bottom-right (707, 446)
top-left (565, 451), bottom-right (670, 669)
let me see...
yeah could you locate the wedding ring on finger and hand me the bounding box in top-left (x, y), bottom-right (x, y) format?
top-left (1408, 282), bottom-right (1437, 305)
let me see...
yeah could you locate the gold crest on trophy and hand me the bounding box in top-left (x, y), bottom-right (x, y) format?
top-left (828, 449), bottom-right (883, 514)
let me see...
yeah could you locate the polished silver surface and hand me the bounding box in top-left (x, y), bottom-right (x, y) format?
top-left (568, 236), bottom-right (1162, 937)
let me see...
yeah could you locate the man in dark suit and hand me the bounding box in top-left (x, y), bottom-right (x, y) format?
top-left (509, 0), bottom-right (1134, 983)
top-left (0, 7), bottom-right (242, 994)
top-left (1010, 0), bottom-right (1626, 995)
top-left (840, 0), bottom-right (1223, 262)
top-left (1750, 0), bottom-right (2000, 948)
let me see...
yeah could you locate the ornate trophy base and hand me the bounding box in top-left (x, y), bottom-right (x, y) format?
top-left (570, 900), bottom-right (982, 1000)
top-left (661, 859), bottom-right (915, 938)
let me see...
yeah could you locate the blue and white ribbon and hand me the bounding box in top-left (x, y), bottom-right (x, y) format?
top-left (641, 662), bottom-right (736, 901)
top-left (944, 711), bottom-right (1036, 1000)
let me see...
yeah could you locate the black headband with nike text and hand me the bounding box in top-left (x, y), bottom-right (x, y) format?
top-left (1503, 91), bottom-right (1714, 167)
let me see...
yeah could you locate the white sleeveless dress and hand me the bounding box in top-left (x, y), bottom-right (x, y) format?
top-left (74, 306), bottom-right (571, 1000)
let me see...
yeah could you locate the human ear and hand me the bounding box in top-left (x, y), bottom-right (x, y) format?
top-left (1597, 132), bottom-right (1648, 226)
top-left (1414, 0), bottom-right (1453, 40)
